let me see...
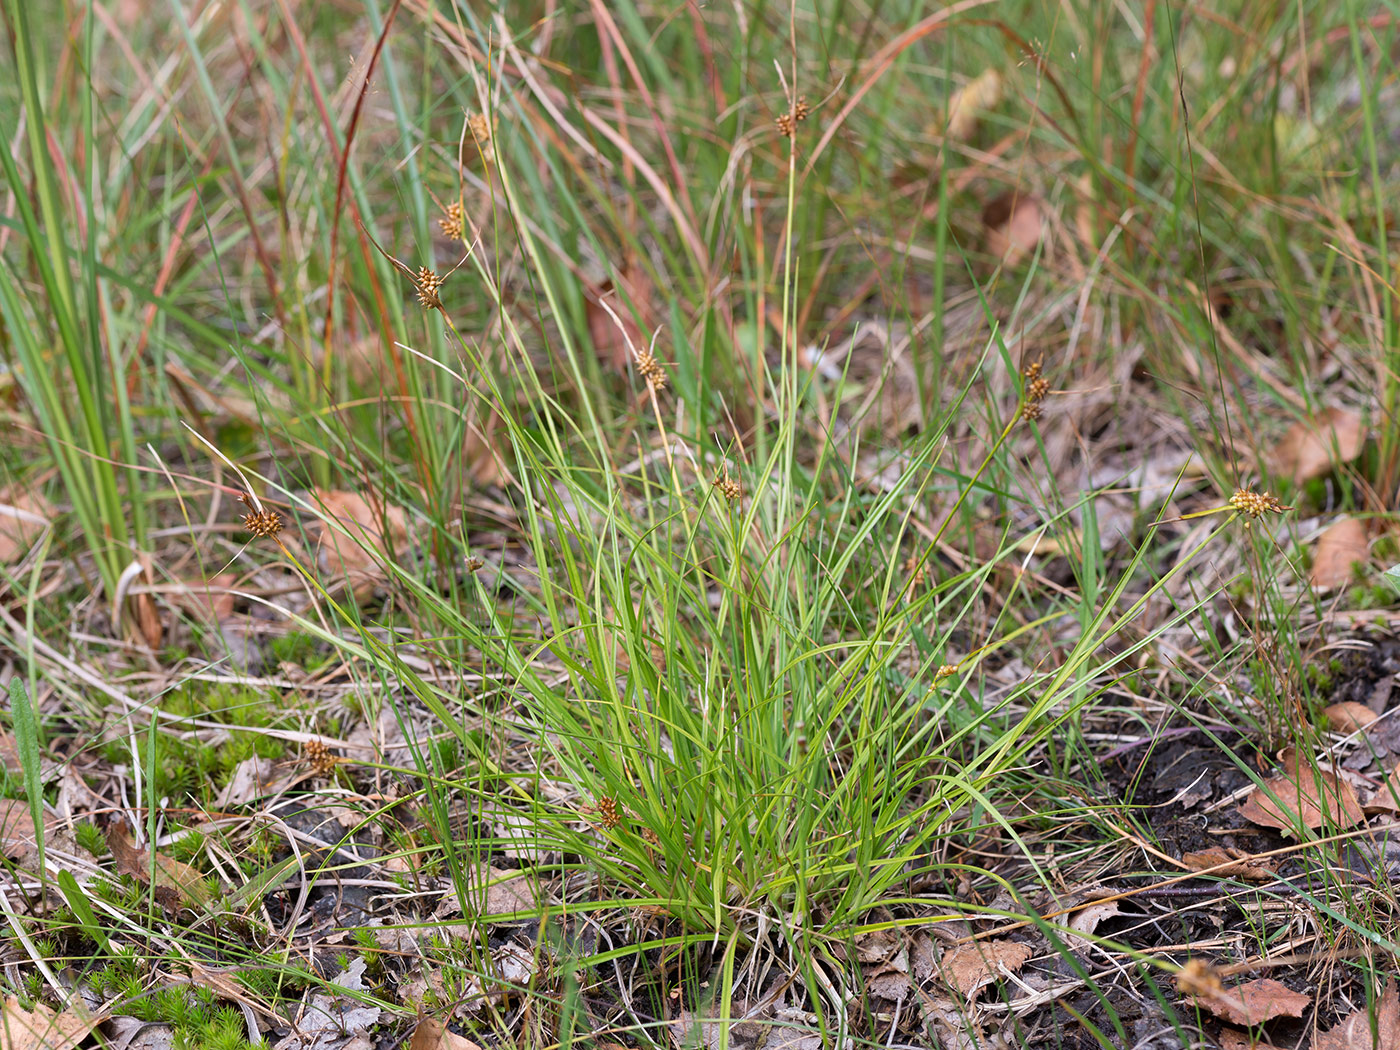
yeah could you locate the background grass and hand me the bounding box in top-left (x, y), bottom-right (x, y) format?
top-left (2, 0), bottom-right (1398, 1047)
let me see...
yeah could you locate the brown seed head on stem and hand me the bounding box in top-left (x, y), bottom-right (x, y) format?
top-left (635, 349), bottom-right (667, 390)
top-left (415, 267), bottom-right (443, 309)
top-left (242, 508), bottom-right (283, 540)
top-left (1229, 488), bottom-right (1290, 522)
top-left (438, 201), bottom-right (464, 242)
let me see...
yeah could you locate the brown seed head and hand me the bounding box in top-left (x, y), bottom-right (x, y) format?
top-left (596, 796), bottom-right (621, 830)
top-left (439, 201), bottom-right (464, 242)
top-left (935, 664), bottom-right (958, 681)
top-left (465, 555), bottom-right (484, 573)
top-left (468, 112), bottom-right (493, 146)
top-left (777, 97), bottom-right (810, 137)
top-left (415, 267), bottom-right (443, 309)
top-left (243, 509), bottom-right (283, 539)
top-left (304, 738), bottom-right (338, 776)
top-left (904, 553), bottom-right (929, 589)
top-left (635, 350), bottom-right (667, 390)
top-left (1229, 488), bottom-right (1289, 519)
top-left (1020, 361), bottom-right (1050, 423)
top-left (1175, 958), bottom-right (1224, 998)
top-left (715, 473), bottom-right (741, 502)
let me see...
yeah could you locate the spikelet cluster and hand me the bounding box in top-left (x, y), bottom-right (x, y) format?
top-left (776, 97), bottom-right (810, 138)
top-left (438, 201), bottom-right (464, 242)
top-left (1021, 360), bottom-right (1050, 422)
top-left (636, 349), bottom-right (667, 390)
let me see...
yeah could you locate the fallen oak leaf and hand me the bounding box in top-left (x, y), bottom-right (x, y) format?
top-left (408, 1018), bottom-right (484, 1050)
top-left (1364, 761), bottom-right (1400, 815)
top-left (1311, 518), bottom-right (1370, 590)
top-left (1178, 963), bottom-right (1310, 1027)
top-left (1314, 978), bottom-right (1400, 1050)
top-left (983, 192), bottom-right (1045, 266)
top-left (0, 488), bottom-right (54, 564)
top-left (1267, 406), bottom-right (1365, 485)
top-left (1063, 899), bottom-right (1121, 951)
top-left (106, 822), bottom-right (212, 910)
top-left (1181, 846), bottom-right (1278, 882)
top-left (1238, 766), bottom-right (1363, 835)
top-left (585, 264), bottom-right (652, 372)
top-left (938, 940), bottom-right (1035, 999)
top-left (1324, 701), bottom-right (1378, 734)
top-left (943, 69), bottom-right (1003, 141)
top-left (0, 997), bottom-right (94, 1050)
top-left (313, 488), bottom-right (412, 602)
top-left (1218, 1028), bottom-right (1287, 1050)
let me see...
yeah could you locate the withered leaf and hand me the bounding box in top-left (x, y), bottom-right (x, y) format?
top-left (1181, 846), bottom-right (1278, 882)
top-left (1218, 1028), bottom-right (1287, 1050)
top-left (0, 997), bottom-right (94, 1050)
top-left (0, 799), bottom-right (42, 867)
top-left (106, 823), bottom-right (211, 909)
top-left (1238, 767), bottom-right (1364, 834)
top-left (944, 69), bottom-right (1003, 141)
top-left (1311, 519), bottom-right (1370, 590)
top-left (585, 265), bottom-right (652, 372)
top-left (408, 1017), bottom-right (484, 1050)
top-left (1314, 979), bottom-right (1400, 1050)
top-left (1268, 406), bottom-right (1364, 485)
top-left (1187, 976), bottom-right (1310, 1026)
top-left (314, 488), bottom-right (412, 602)
top-left (1064, 900), bottom-right (1120, 951)
top-left (983, 193), bottom-right (1045, 266)
top-left (1324, 701), bottom-right (1379, 734)
top-left (0, 488), bottom-right (53, 564)
top-left (939, 940), bottom-right (1035, 999)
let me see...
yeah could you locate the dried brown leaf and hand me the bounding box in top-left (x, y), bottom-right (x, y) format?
top-left (106, 823), bottom-right (211, 909)
top-left (1218, 1029), bottom-right (1287, 1050)
top-left (854, 928), bottom-right (900, 964)
top-left (983, 193), bottom-right (1045, 266)
top-left (1238, 767), bottom-right (1364, 834)
top-left (408, 1017), bottom-right (483, 1050)
top-left (586, 266), bottom-right (652, 372)
top-left (216, 756), bottom-right (279, 809)
top-left (0, 998), bottom-right (94, 1050)
top-left (1325, 701), bottom-right (1379, 734)
top-left (0, 732), bottom-right (23, 776)
top-left (480, 866), bottom-right (536, 916)
top-left (1312, 519), bottom-right (1370, 590)
top-left (939, 940), bottom-right (1035, 999)
top-left (1314, 979), bottom-right (1400, 1050)
top-left (133, 592), bottom-right (163, 650)
top-left (1268, 406), bottom-right (1365, 484)
top-left (463, 407), bottom-right (511, 487)
top-left (1366, 762), bottom-right (1400, 814)
top-left (0, 800), bottom-right (42, 866)
top-left (1064, 900), bottom-right (1120, 950)
top-left (0, 489), bottom-right (53, 564)
top-left (1180, 846), bottom-right (1278, 882)
top-left (867, 969), bottom-right (911, 1002)
top-left (314, 489), bottom-right (412, 602)
top-left (1187, 976), bottom-right (1310, 1026)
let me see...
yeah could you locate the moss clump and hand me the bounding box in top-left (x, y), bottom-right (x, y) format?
top-left (98, 683), bottom-right (289, 803)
